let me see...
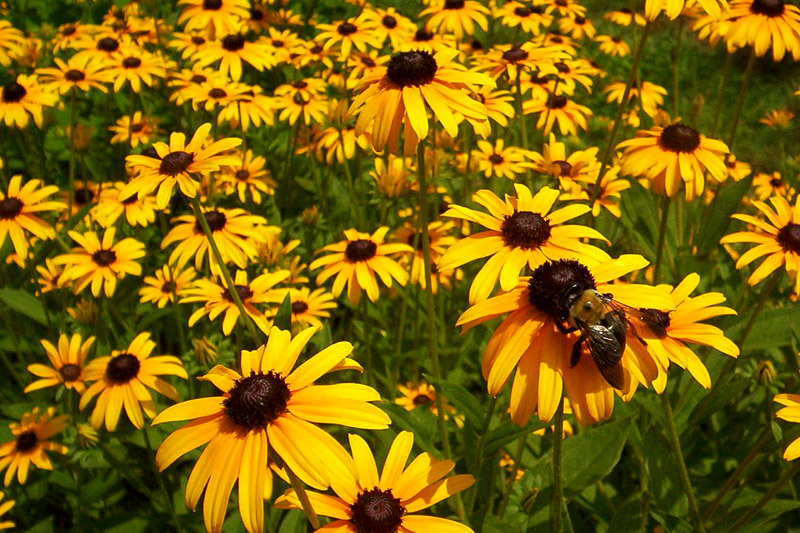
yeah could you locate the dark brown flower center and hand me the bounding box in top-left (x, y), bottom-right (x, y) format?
top-left (209, 88), bottom-right (227, 99)
top-left (470, 39), bottom-right (484, 50)
top-left (63, 26), bottom-right (77, 36)
top-left (405, 230), bottom-right (426, 250)
top-left (574, 15), bottom-right (586, 23)
top-left (272, 39), bottom-right (285, 47)
top-left (555, 62), bottom-right (570, 73)
top-left (637, 308), bottom-right (670, 338)
top-left (161, 281), bottom-right (176, 294)
top-left (106, 353), bottom-right (140, 383)
top-left (191, 74), bottom-right (207, 83)
top-left (345, 239), bottom-right (378, 262)
top-left (250, 8), bottom-right (264, 20)
top-left (489, 154), bottom-right (504, 164)
top-left (92, 249), bottom-right (117, 266)
top-left (97, 37), bottom-right (119, 52)
top-left (414, 29), bottom-right (434, 41)
top-left (74, 187), bottom-right (94, 205)
top-left (778, 223), bottom-right (800, 253)
top-left (2, 82), bottom-right (26, 103)
top-left (501, 211), bottom-right (552, 250)
top-left (412, 394), bottom-right (431, 406)
top-left (195, 210), bottom-right (227, 233)
top-left (502, 46), bottom-right (529, 62)
top-left (291, 301), bottom-right (309, 314)
top-left (128, 121), bottom-right (145, 133)
top-left (751, 0), bottom-right (785, 16)
top-left (386, 50), bottom-right (438, 87)
top-left (0, 197), bottom-right (23, 219)
top-left (235, 169), bottom-right (250, 180)
top-left (191, 36), bottom-right (206, 45)
top-left (514, 6), bottom-right (533, 16)
top-left (546, 94), bottom-right (568, 109)
top-left (361, 56), bottom-right (376, 67)
top-left (660, 124), bottom-right (701, 153)
top-left (222, 33), bottom-right (246, 51)
top-left (310, 45), bottom-right (323, 54)
top-left (293, 80), bottom-right (308, 89)
top-left (350, 488), bottom-right (406, 533)
top-left (770, 177), bottom-right (783, 187)
top-left (224, 284), bottom-right (254, 303)
top-left (203, 0), bottom-right (222, 10)
top-left (338, 22), bottom-right (358, 36)
top-left (224, 371), bottom-right (291, 428)
top-left (59, 363), bottom-right (81, 382)
top-left (122, 57), bottom-right (142, 69)
top-left (15, 431), bottom-right (37, 452)
top-left (159, 151), bottom-right (194, 176)
top-left (528, 259), bottom-right (596, 322)
top-left (444, 0), bottom-right (465, 9)
top-left (382, 15), bottom-right (398, 28)
top-left (65, 69), bottom-right (86, 82)
top-left (554, 160), bottom-right (572, 176)
top-left (611, 37), bottom-right (622, 43)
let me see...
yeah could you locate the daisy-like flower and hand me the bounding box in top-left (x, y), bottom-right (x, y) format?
top-left (496, 2), bottom-right (554, 34)
top-left (646, 0), bottom-right (729, 20)
top-left (122, 123), bottom-right (242, 209)
top-left (370, 155), bottom-right (414, 197)
top-left (194, 31), bottom-right (274, 81)
top-left (161, 207), bottom-right (268, 274)
top-left (760, 109), bottom-right (794, 129)
top-left (775, 393), bottom-right (800, 460)
top-left (472, 139), bottom-right (534, 180)
top-left (278, 287), bottom-right (338, 329)
top-left (617, 122), bottom-right (729, 201)
top-left (725, 0), bottom-right (800, 61)
top-left (183, 269), bottom-right (289, 335)
top-left (36, 259), bottom-right (67, 295)
top-left (103, 47), bottom-right (167, 93)
top-left (0, 75), bottom-right (57, 128)
top-left (350, 48), bottom-right (494, 155)
top-left (604, 80), bottom-right (667, 118)
top-left (524, 94), bottom-right (593, 138)
top-left (720, 195), bottom-right (800, 294)
top-left (0, 20), bottom-right (23, 66)
top-left (217, 150), bottom-right (275, 204)
top-left (722, 155), bottom-right (752, 182)
top-left (177, 0), bottom-right (250, 36)
top-left (559, 13), bottom-right (598, 39)
top-left (0, 492), bottom-right (13, 529)
top-left (0, 175), bottom-right (64, 261)
top-left (0, 408), bottom-right (67, 486)
top-left (475, 42), bottom-right (568, 82)
top-left (529, 133), bottom-right (600, 190)
top-left (394, 220), bottom-right (457, 292)
top-left (187, 76), bottom-right (252, 112)
top-left (152, 326), bottom-right (390, 533)
top-left (395, 380), bottom-right (458, 422)
top-left (545, 0), bottom-right (586, 17)
top-left (93, 181), bottom-right (158, 228)
top-left (606, 8), bottom-right (648, 26)
top-left (458, 256), bottom-right (674, 425)
top-left (440, 184), bottom-right (610, 303)
top-left (637, 273), bottom-right (739, 391)
top-left (139, 265), bottom-right (196, 309)
top-left (596, 35), bottom-right (631, 56)
top-left (36, 55), bottom-right (111, 94)
top-left (55, 228), bottom-right (144, 298)
top-left (310, 227), bottom-right (413, 303)
top-left (560, 165), bottom-right (631, 218)
top-left (421, 0), bottom-right (490, 40)
top-left (109, 112), bottom-right (161, 147)
top-left (275, 91), bottom-right (328, 126)
top-left (276, 431), bottom-right (474, 533)
top-left (752, 171), bottom-right (793, 201)
top-left (467, 87), bottom-right (515, 138)
top-left (315, 17), bottom-right (377, 58)
top-left (26, 333), bottom-right (95, 395)
top-left (169, 31), bottom-right (210, 59)
top-left (216, 86), bottom-right (275, 131)
top-left (362, 7), bottom-right (416, 48)
top-left (80, 332), bottom-right (186, 431)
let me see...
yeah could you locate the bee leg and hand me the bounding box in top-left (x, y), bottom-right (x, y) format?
top-left (570, 335), bottom-right (585, 368)
top-left (556, 320), bottom-right (577, 335)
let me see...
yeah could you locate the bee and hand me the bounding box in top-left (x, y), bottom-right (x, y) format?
top-left (556, 283), bottom-right (649, 390)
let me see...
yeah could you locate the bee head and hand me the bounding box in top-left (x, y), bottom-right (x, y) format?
top-left (528, 259), bottom-right (596, 321)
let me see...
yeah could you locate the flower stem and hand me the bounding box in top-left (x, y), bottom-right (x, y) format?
top-left (142, 425), bottom-right (183, 533)
top-left (551, 395), bottom-right (565, 533)
top-left (68, 87), bottom-right (77, 216)
top-left (710, 53), bottom-right (733, 137)
top-left (514, 70), bottom-right (528, 152)
top-left (727, 461), bottom-right (800, 532)
top-left (653, 196), bottom-right (671, 284)
top-left (592, 22), bottom-right (651, 206)
top-left (660, 393), bottom-right (705, 533)
top-left (189, 196), bottom-right (261, 343)
top-left (287, 466), bottom-right (320, 529)
top-left (726, 48), bottom-right (756, 155)
top-left (468, 395), bottom-right (499, 515)
top-left (498, 434), bottom-right (527, 516)
top-left (671, 21), bottom-right (683, 118)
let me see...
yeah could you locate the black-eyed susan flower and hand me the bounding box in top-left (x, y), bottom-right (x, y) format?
top-left (722, 155), bottom-right (752, 182)
top-left (80, 332), bottom-right (186, 431)
top-left (441, 184), bottom-right (610, 303)
top-left (183, 269), bottom-right (289, 335)
top-left (560, 165), bottom-right (631, 218)
top-left (760, 109), bottom-right (795, 128)
top-left (362, 7), bottom-right (416, 48)
top-left (55, 228), bottom-right (145, 298)
top-left (194, 31), bottom-right (273, 81)
top-left (36, 259), bottom-right (66, 295)
top-left (72, 33), bottom-right (125, 65)
top-left (721, 195), bottom-right (800, 294)
top-left (370, 154), bottom-right (414, 197)
top-left (475, 42), bottom-right (567, 82)
top-left (606, 8), bottom-right (648, 26)
top-left (169, 31), bottom-right (210, 59)
top-left (559, 13), bottom-right (597, 39)
top-left (350, 48), bottom-right (494, 155)
top-left (217, 150), bottom-right (275, 204)
top-left (102, 46), bottom-right (166, 93)
top-left (109, 112), bottom-right (161, 147)
top-left (646, 0), bottom-right (729, 20)
top-left (618, 122), bottom-right (729, 201)
top-left (315, 17), bottom-right (377, 58)
top-left (394, 220), bottom-right (457, 292)
top-left (139, 265), bottom-right (196, 309)
top-left (26, 333), bottom-right (95, 395)
top-left (472, 139), bottom-right (534, 180)
top-left (596, 35), bottom-right (631, 56)
top-left (0, 175), bottom-right (64, 261)
top-left (276, 431), bottom-right (474, 533)
top-left (544, 0), bottom-right (586, 17)
top-left (457, 256), bottom-right (674, 425)
top-left (278, 287), bottom-right (338, 329)
top-left (177, 0), bottom-right (250, 36)
top-left (530, 133), bottom-right (599, 190)
top-left (775, 393), bottom-right (800, 460)
top-left (0, 20), bottom-right (23, 65)
top-left (276, 90), bottom-right (328, 126)
top-left (216, 86), bottom-right (275, 131)
top-left (153, 326), bottom-right (389, 533)
top-left (93, 181), bottom-right (158, 228)
top-left (122, 123), bottom-right (241, 209)
top-left (524, 94), bottom-right (593, 136)
top-left (187, 76), bottom-right (253, 112)
top-left (421, 0), bottom-right (490, 40)
top-left (604, 80), bottom-right (667, 118)
top-left (752, 171), bottom-right (794, 201)
top-left (36, 55), bottom-right (111, 94)
top-left (395, 380), bottom-right (459, 423)
top-left (0, 75), bottom-right (57, 128)
top-left (0, 492), bottom-right (13, 529)
top-left (726, 0), bottom-right (800, 61)
top-left (0, 407), bottom-right (67, 486)
top-left (310, 228), bottom-right (412, 303)
top-left (640, 273), bottom-right (739, 391)
top-left (161, 207), bottom-right (268, 274)
top-left (497, 2), bottom-right (554, 34)
top-left (467, 87), bottom-right (515, 138)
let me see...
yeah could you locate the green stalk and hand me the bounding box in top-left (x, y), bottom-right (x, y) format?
top-left (68, 87), bottom-right (78, 216)
top-left (467, 396), bottom-right (499, 515)
top-left (513, 70), bottom-right (528, 152)
top-left (189, 196), bottom-right (261, 343)
top-left (551, 395), bottom-right (565, 533)
top-left (710, 53), bottom-right (733, 137)
top-left (279, 122), bottom-right (300, 215)
top-left (727, 461), bottom-right (800, 532)
top-left (671, 21), bottom-right (683, 118)
top-left (499, 434), bottom-right (527, 516)
top-left (653, 196), bottom-right (672, 283)
top-left (142, 426), bottom-right (183, 533)
top-left (725, 48), bottom-right (757, 155)
top-left (660, 393), bottom-right (704, 533)
top-left (287, 467), bottom-right (320, 529)
top-left (592, 22), bottom-right (651, 206)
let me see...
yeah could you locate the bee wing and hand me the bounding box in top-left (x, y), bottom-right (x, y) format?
top-left (585, 324), bottom-right (625, 390)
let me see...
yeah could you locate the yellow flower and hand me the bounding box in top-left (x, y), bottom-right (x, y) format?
top-left (109, 111), bottom-right (161, 147)
top-left (760, 109), bottom-right (795, 129)
top-left (139, 265), bottom-right (196, 309)
top-left (420, 0), bottom-right (490, 40)
top-left (26, 333), bottom-right (95, 395)
top-left (0, 175), bottom-right (64, 261)
top-left (726, 0), bottom-right (800, 61)
top-left (0, 75), bottom-right (57, 128)
top-left (775, 393), bottom-right (800, 460)
top-left (646, 0), bottom-right (728, 20)
top-left (0, 407), bottom-right (67, 486)
top-left (36, 55), bottom-right (111, 94)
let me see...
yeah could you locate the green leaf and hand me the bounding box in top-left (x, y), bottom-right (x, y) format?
top-left (427, 378), bottom-right (483, 425)
top-left (381, 403), bottom-right (437, 455)
top-left (0, 288), bottom-right (47, 325)
top-left (695, 177), bottom-right (751, 255)
top-left (273, 292), bottom-right (292, 332)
